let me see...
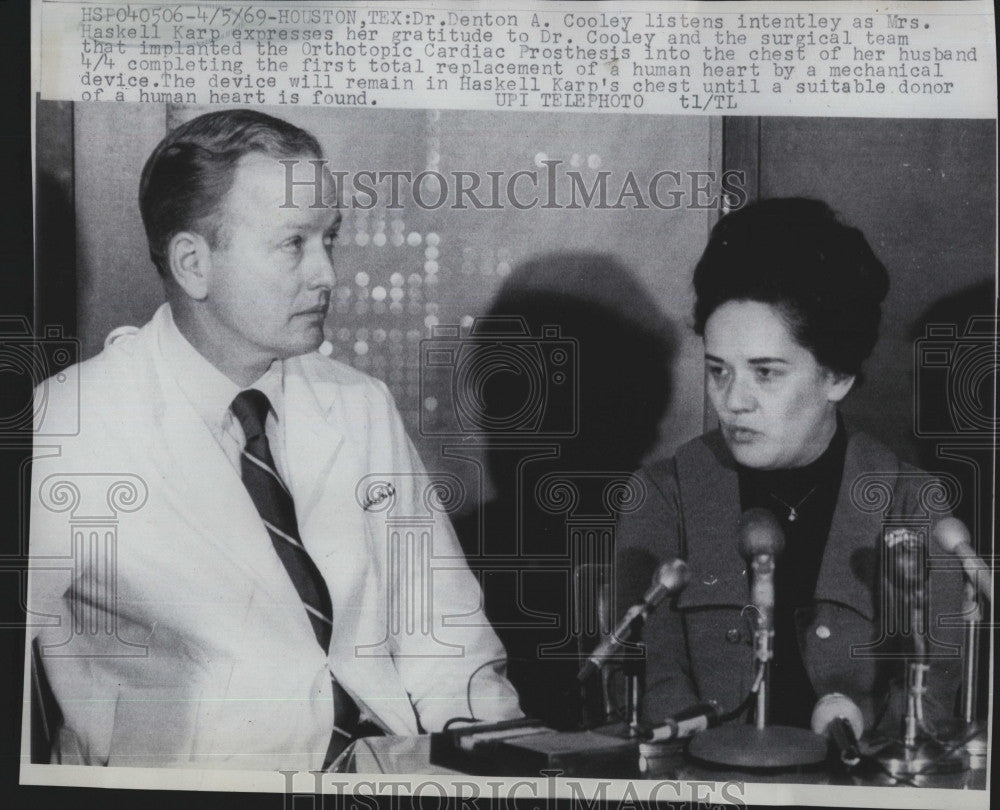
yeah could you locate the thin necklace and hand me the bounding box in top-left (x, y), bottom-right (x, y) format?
top-left (770, 486), bottom-right (818, 523)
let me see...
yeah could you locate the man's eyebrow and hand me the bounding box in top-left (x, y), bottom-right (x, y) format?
top-left (703, 354), bottom-right (790, 365)
top-left (273, 210), bottom-right (342, 232)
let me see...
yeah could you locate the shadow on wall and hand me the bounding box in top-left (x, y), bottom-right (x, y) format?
top-left (910, 278), bottom-right (996, 533)
top-left (910, 278), bottom-right (995, 722)
top-left (451, 251), bottom-right (677, 729)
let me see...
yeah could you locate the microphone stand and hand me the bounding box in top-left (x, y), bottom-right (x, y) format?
top-left (878, 669), bottom-right (969, 776)
top-left (955, 581), bottom-right (987, 769)
top-left (578, 559), bottom-right (690, 735)
top-left (588, 613), bottom-right (646, 738)
top-left (929, 518), bottom-right (990, 770)
top-left (748, 555), bottom-right (774, 733)
top-left (878, 570), bottom-right (969, 777)
top-left (622, 654), bottom-right (644, 737)
top-left (961, 590), bottom-right (980, 724)
top-left (750, 659), bottom-right (768, 731)
top-left (688, 511), bottom-right (827, 769)
top-left (687, 616), bottom-right (828, 768)
top-left (580, 617), bottom-right (647, 740)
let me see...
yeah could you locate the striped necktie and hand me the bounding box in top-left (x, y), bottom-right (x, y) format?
top-left (230, 388), bottom-right (360, 767)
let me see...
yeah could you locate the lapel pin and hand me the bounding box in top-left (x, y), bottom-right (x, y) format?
top-left (362, 483), bottom-right (396, 511)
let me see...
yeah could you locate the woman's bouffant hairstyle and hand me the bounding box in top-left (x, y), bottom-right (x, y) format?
top-left (139, 109), bottom-right (324, 276)
top-left (693, 198), bottom-right (890, 380)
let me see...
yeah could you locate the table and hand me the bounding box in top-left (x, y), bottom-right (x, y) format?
top-left (332, 733), bottom-right (988, 790)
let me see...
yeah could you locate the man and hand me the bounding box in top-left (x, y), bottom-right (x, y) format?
top-left (28, 109), bottom-right (521, 769)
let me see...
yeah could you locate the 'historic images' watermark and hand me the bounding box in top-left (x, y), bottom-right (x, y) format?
top-left (281, 159), bottom-right (748, 212)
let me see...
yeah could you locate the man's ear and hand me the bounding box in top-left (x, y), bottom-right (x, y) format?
top-left (825, 370), bottom-right (856, 404)
top-left (166, 231), bottom-right (211, 300)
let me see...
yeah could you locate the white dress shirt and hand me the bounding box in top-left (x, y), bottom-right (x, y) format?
top-left (156, 305), bottom-right (289, 484)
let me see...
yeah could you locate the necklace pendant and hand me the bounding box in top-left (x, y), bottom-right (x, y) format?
top-left (788, 508), bottom-right (798, 522)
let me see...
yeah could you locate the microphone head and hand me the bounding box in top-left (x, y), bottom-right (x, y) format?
top-left (885, 528), bottom-right (926, 587)
top-left (932, 517), bottom-right (972, 556)
top-left (811, 693), bottom-right (864, 739)
top-left (643, 559), bottom-right (691, 607)
top-left (654, 559), bottom-right (691, 594)
top-left (738, 508), bottom-right (785, 560)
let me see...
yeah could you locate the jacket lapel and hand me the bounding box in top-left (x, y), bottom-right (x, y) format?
top-left (280, 358), bottom-right (369, 628)
top-left (281, 356), bottom-right (346, 517)
top-left (141, 327), bottom-right (299, 605)
top-left (674, 431), bottom-right (749, 608)
top-left (813, 432), bottom-right (897, 621)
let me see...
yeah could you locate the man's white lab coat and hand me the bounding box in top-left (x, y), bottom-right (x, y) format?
top-left (28, 304), bottom-right (521, 769)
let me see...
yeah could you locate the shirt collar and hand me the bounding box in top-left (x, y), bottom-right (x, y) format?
top-left (158, 303), bottom-right (284, 434)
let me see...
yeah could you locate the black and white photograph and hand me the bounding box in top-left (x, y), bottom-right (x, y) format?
top-left (9, 2), bottom-right (998, 808)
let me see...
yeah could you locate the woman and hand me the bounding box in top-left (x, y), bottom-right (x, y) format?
top-left (616, 198), bottom-right (964, 735)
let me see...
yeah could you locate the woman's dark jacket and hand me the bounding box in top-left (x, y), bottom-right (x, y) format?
top-left (615, 428), bottom-right (965, 733)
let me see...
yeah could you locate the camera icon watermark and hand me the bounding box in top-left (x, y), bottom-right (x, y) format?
top-left (1, 318), bottom-right (80, 438)
top-left (914, 317), bottom-right (998, 438)
top-left (419, 317), bottom-right (578, 438)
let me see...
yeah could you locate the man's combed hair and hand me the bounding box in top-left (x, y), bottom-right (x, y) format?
top-left (693, 197), bottom-right (890, 379)
top-left (139, 109), bottom-right (323, 276)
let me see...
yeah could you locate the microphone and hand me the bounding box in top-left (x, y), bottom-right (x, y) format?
top-left (577, 559), bottom-right (690, 682)
top-left (885, 527), bottom-right (928, 657)
top-left (884, 527), bottom-right (936, 751)
top-left (649, 701), bottom-right (721, 742)
top-left (737, 508), bottom-right (785, 664)
top-left (873, 526), bottom-right (980, 776)
top-left (933, 517), bottom-right (992, 604)
top-left (811, 693), bottom-right (864, 767)
top-left (886, 528), bottom-right (926, 587)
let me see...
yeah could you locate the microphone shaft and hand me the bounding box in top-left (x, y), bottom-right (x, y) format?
top-left (910, 600), bottom-right (927, 662)
top-left (756, 664), bottom-right (768, 731)
top-left (577, 604), bottom-right (646, 682)
top-left (963, 617), bottom-right (980, 723)
top-left (750, 555), bottom-right (776, 663)
top-left (578, 559), bottom-right (690, 682)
